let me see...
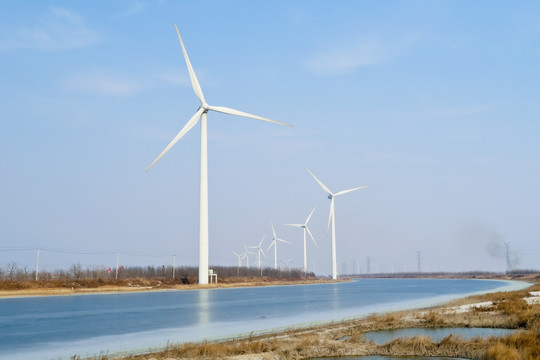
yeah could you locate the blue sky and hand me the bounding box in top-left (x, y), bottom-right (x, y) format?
top-left (1, 0), bottom-right (539, 276)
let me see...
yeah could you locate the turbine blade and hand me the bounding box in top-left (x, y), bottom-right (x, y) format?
top-left (258, 236), bottom-right (265, 247)
top-left (305, 206), bottom-right (317, 225)
top-left (335, 184), bottom-right (371, 197)
top-left (327, 197), bottom-right (334, 235)
top-left (277, 238), bottom-right (290, 244)
top-left (174, 23), bottom-right (205, 104)
top-left (207, 105), bottom-right (292, 127)
top-left (271, 223), bottom-right (277, 238)
top-left (266, 240), bottom-right (276, 251)
top-left (306, 226), bottom-right (318, 247)
top-left (283, 223), bottom-right (303, 228)
top-left (305, 168), bottom-right (333, 195)
top-left (146, 108), bottom-right (203, 172)
top-left (260, 247), bottom-right (266, 257)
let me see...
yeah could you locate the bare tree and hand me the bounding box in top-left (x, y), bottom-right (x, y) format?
top-left (6, 262), bottom-right (17, 281)
top-left (70, 263), bottom-right (83, 281)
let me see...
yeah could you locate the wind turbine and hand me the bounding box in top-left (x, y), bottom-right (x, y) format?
top-left (248, 236), bottom-right (266, 269)
top-left (267, 223), bottom-right (290, 270)
top-left (284, 207), bottom-right (317, 274)
top-left (306, 168), bottom-right (370, 280)
top-left (281, 259), bottom-right (293, 269)
top-left (232, 251), bottom-right (244, 276)
top-left (244, 244), bottom-right (256, 268)
top-left (146, 24), bottom-right (292, 285)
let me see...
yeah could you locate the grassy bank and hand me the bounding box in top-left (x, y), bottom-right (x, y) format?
top-left (0, 276), bottom-right (339, 298)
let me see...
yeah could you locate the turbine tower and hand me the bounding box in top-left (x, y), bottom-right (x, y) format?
top-left (232, 251), bottom-right (244, 276)
top-left (250, 236), bottom-right (266, 269)
top-left (284, 207), bottom-right (317, 273)
top-left (306, 168), bottom-right (370, 280)
top-left (244, 244), bottom-right (256, 268)
top-left (146, 24), bottom-right (291, 284)
top-left (267, 223), bottom-right (289, 269)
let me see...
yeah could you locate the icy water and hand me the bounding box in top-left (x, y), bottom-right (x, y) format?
top-left (0, 279), bottom-right (528, 360)
top-left (362, 327), bottom-right (518, 344)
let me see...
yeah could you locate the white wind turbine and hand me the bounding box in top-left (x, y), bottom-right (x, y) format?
top-left (146, 24), bottom-right (292, 285)
top-left (248, 236), bottom-right (266, 269)
top-left (244, 244), bottom-right (256, 268)
top-left (232, 251), bottom-right (244, 276)
top-left (284, 207), bottom-right (318, 274)
top-left (267, 223), bottom-right (290, 270)
top-left (306, 168), bottom-right (370, 280)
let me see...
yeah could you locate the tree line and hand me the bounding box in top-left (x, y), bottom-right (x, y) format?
top-left (0, 262), bottom-right (315, 282)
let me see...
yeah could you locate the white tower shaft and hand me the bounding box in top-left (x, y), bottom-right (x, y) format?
top-left (331, 201), bottom-right (337, 280)
top-left (274, 244), bottom-right (278, 270)
top-left (199, 112), bottom-right (209, 285)
top-left (303, 228), bottom-right (308, 273)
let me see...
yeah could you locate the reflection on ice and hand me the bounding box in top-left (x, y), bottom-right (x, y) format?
top-left (197, 289), bottom-right (211, 324)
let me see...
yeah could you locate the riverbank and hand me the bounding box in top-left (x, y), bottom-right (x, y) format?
top-left (114, 279), bottom-right (539, 360)
top-left (0, 277), bottom-right (347, 298)
top-left (1, 273), bottom-right (536, 299)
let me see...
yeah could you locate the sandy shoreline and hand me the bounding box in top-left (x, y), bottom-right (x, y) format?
top-left (0, 278), bottom-right (348, 299)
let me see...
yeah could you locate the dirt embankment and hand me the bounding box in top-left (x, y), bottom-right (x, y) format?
top-left (0, 276), bottom-right (342, 298)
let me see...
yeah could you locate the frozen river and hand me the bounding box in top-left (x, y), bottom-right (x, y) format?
top-left (0, 278), bottom-right (528, 360)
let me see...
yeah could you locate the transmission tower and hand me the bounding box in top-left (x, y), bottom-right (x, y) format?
top-left (504, 241), bottom-right (511, 273)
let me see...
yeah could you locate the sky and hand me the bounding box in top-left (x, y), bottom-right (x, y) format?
top-left (1, 0), bottom-right (539, 276)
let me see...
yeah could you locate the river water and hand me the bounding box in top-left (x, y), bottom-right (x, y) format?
top-left (0, 278), bottom-right (528, 360)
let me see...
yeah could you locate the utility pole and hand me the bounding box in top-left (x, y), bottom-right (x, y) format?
top-left (504, 242), bottom-right (511, 273)
top-left (417, 251), bottom-right (422, 273)
top-left (366, 257), bottom-right (371, 274)
top-left (115, 251), bottom-right (120, 280)
top-left (173, 254), bottom-right (176, 279)
top-left (35, 246), bottom-right (40, 281)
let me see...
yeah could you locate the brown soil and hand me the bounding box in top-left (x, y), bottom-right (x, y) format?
top-left (0, 277), bottom-right (345, 298)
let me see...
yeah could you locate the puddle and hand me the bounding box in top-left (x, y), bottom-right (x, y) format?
top-left (361, 327), bottom-right (517, 345)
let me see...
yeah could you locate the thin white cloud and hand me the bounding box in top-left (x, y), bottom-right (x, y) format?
top-left (65, 71), bottom-right (142, 97)
top-left (157, 72), bottom-right (191, 87)
top-left (0, 7), bottom-right (98, 51)
top-left (307, 39), bottom-right (385, 75)
top-left (114, 1), bottom-right (147, 19)
top-left (307, 34), bottom-right (419, 75)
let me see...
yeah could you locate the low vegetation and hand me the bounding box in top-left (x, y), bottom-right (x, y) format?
top-left (0, 264), bottom-right (316, 294)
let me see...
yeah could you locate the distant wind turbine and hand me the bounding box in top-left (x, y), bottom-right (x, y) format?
top-left (244, 244), bottom-right (256, 268)
top-left (146, 24), bottom-right (292, 285)
top-left (284, 207), bottom-right (317, 274)
top-left (281, 259), bottom-right (293, 270)
top-left (267, 223), bottom-right (290, 270)
top-left (232, 251), bottom-right (244, 276)
top-left (306, 168), bottom-right (370, 280)
top-left (248, 236), bottom-right (266, 269)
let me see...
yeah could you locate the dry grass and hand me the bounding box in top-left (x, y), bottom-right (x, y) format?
top-left (486, 330), bottom-right (540, 360)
